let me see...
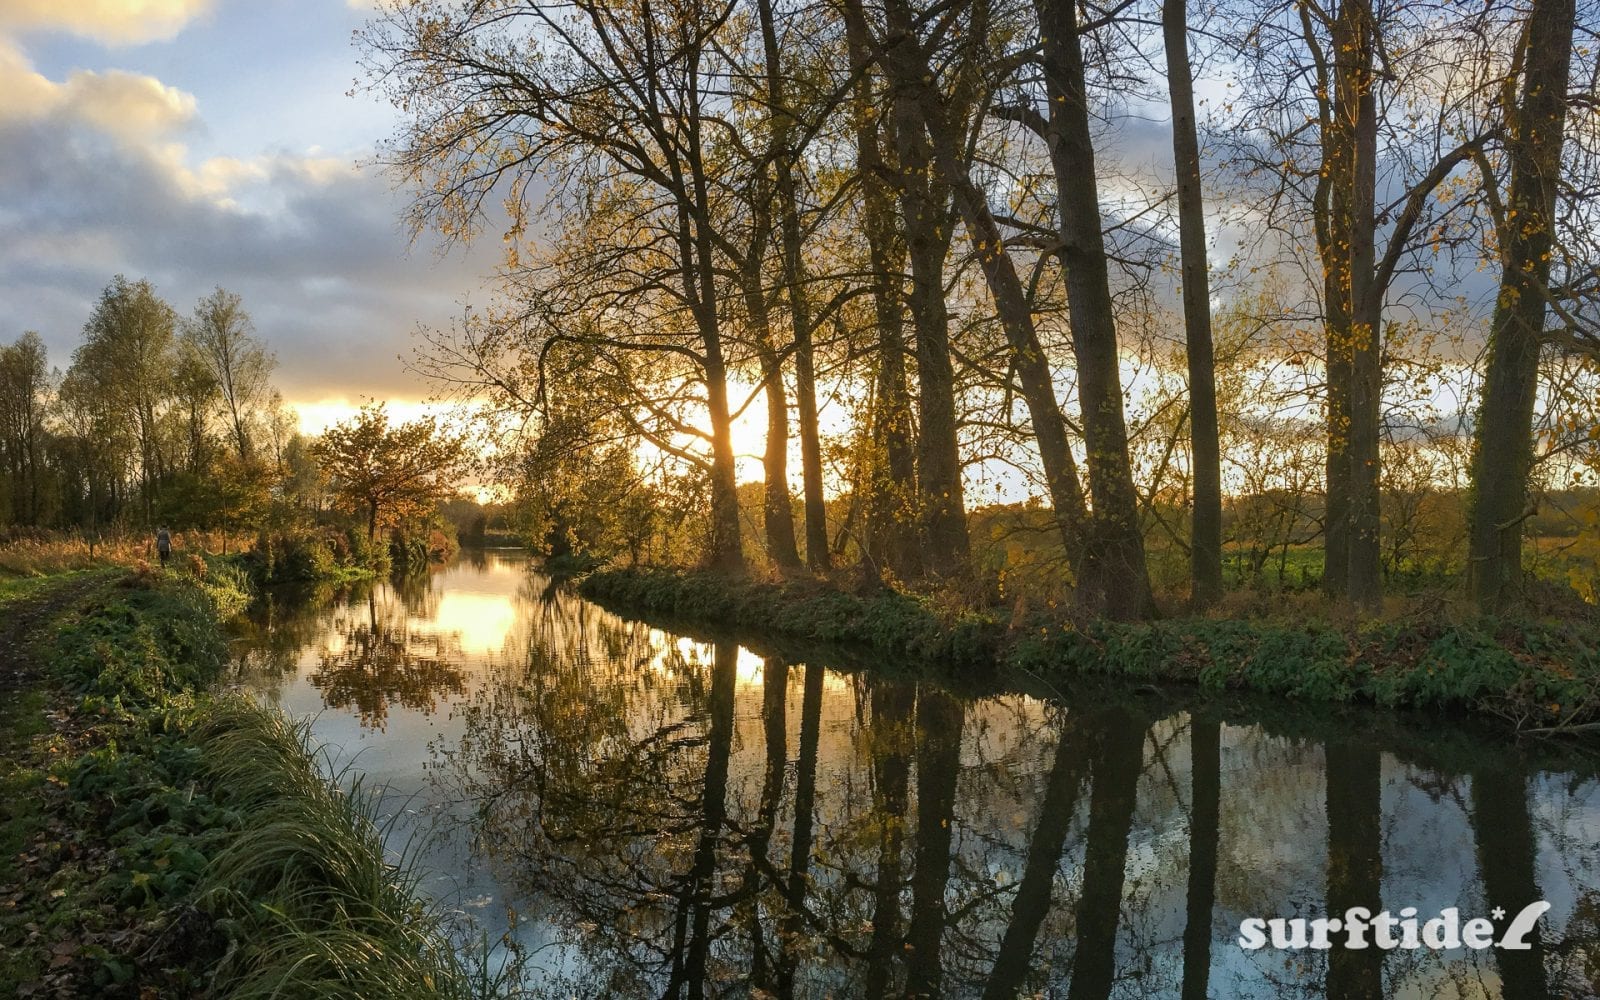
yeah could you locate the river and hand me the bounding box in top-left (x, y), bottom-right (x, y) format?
top-left (229, 549), bottom-right (1600, 999)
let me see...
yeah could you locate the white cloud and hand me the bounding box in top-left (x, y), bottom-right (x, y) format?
top-left (0, 42), bottom-right (197, 140)
top-left (0, 39), bottom-right (55, 118)
top-left (0, 0), bottom-right (213, 47)
top-left (62, 69), bottom-right (197, 138)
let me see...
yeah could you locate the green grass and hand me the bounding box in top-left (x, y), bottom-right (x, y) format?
top-left (194, 702), bottom-right (492, 1000)
top-left (0, 566), bottom-right (101, 605)
top-left (0, 567), bottom-right (499, 998)
top-left (0, 687), bottom-right (48, 882)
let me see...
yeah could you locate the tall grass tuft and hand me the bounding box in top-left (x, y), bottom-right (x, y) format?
top-left (193, 701), bottom-right (487, 1000)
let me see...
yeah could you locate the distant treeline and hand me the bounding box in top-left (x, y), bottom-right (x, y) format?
top-left (0, 277), bottom-right (476, 571)
top-left (0, 277), bottom-right (322, 534)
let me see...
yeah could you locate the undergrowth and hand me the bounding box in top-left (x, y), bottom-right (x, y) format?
top-left (1, 569), bottom-right (503, 998)
top-left (580, 566), bottom-right (1600, 732)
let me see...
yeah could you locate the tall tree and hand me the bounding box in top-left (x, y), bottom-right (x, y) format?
top-left (72, 275), bottom-right (178, 522)
top-left (755, 0), bottom-right (834, 572)
top-left (187, 287), bottom-right (274, 463)
top-left (1468, 0), bottom-right (1578, 610)
top-left (1234, 0), bottom-right (1498, 609)
top-left (0, 332), bottom-right (50, 525)
top-left (1336, 0), bottom-right (1383, 610)
top-left (1162, 0), bottom-right (1224, 607)
top-left (1033, 0), bottom-right (1160, 619)
top-left (850, 0), bottom-right (1100, 607)
top-left (170, 337), bottom-right (219, 475)
top-left (856, 0), bottom-right (972, 580)
top-left (362, 0), bottom-right (748, 569)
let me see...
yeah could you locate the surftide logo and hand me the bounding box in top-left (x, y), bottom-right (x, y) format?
top-left (1238, 902), bottom-right (1551, 951)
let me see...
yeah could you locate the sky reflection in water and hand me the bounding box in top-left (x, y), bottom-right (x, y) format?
top-left (231, 551), bottom-right (1600, 999)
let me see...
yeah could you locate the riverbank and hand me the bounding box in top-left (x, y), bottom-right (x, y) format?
top-left (0, 568), bottom-right (491, 999)
top-left (578, 567), bottom-right (1600, 734)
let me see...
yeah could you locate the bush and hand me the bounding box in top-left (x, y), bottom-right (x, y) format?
top-left (246, 529), bottom-right (373, 585)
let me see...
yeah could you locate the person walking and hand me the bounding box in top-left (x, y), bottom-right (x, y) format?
top-left (156, 526), bottom-right (172, 568)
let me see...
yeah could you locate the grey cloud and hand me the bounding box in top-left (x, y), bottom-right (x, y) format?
top-left (0, 109), bottom-right (495, 401)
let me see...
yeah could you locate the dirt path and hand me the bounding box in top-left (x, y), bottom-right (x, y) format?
top-left (0, 574), bottom-right (108, 699)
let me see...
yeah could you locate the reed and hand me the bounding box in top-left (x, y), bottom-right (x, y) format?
top-left (0, 528), bottom-right (251, 577)
top-left (193, 701), bottom-right (490, 1000)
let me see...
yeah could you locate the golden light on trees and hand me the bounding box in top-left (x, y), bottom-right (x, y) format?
top-left (312, 402), bottom-right (471, 542)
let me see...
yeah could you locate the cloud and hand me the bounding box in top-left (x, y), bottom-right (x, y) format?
top-left (0, 76), bottom-right (489, 405)
top-left (0, 0), bottom-right (213, 46)
top-left (0, 41), bottom-right (197, 143)
top-left (0, 2), bottom-right (497, 407)
top-left (63, 69), bottom-right (197, 138)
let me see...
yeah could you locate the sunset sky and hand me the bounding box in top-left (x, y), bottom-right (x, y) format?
top-left (0, 0), bottom-right (498, 432)
top-left (0, 0), bottom-right (1502, 482)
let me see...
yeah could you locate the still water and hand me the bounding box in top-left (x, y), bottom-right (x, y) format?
top-left (231, 550), bottom-right (1600, 999)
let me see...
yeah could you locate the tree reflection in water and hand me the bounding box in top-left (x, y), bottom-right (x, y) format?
top-left (229, 562), bottom-right (1600, 998)
top-left (310, 586), bottom-right (466, 729)
top-left (427, 624), bottom-right (1600, 1000)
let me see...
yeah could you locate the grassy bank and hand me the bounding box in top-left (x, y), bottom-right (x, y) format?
top-left (0, 568), bottom-right (494, 998)
top-left (579, 567), bottom-right (1600, 733)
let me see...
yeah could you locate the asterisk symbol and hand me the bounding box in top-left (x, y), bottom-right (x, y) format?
top-left (1492, 907), bottom-right (1506, 920)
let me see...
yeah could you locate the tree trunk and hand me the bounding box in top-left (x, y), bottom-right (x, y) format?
top-left (750, 273), bottom-right (802, 570)
top-left (867, 316), bottom-right (922, 580)
top-left (1163, 0), bottom-right (1224, 608)
top-left (848, 34), bottom-right (921, 581)
top-left (1319, 10), bottom-right (1354, 600)
top-left (1468, 0), bottom-right (1575, 610)
top-left (760, 352), bottom-right (802, 570)
top-left (1343, 0), bottom-right (1382, 610)
top-left (866, 0), bottom-right (1094, 593)
top-left (681, 122), bottom-right (744, 571)
top-left (859, 6), bottom-right (971, 580)
top-left (1036, 0), bottom-right (1158, 620)
top-left (901, 138), bottom-right (970, 578)
top-left (757, 0), bottom-right (830, 572)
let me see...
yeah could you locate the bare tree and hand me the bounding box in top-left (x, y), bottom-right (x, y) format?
top-left (1163, 0), bottom-right (1223, 607)
top-left (362, 0), bottom-right (750, 569)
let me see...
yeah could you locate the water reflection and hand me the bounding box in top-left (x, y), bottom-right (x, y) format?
top-left (233, 553), bottom-right (1600, 998)
top-left (310, 588), bottom-right (466, 728)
